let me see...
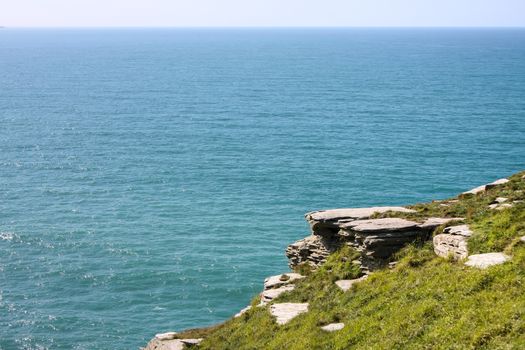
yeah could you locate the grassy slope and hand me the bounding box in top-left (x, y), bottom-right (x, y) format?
top-left (181, 171), bottom-right (525, 349)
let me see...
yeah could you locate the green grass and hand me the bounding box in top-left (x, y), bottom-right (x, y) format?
top-left (186, 172), bottom-right (525, 349)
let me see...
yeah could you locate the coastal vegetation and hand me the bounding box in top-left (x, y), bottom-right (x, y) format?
top-left (153, 171), bottom-right (525, 349)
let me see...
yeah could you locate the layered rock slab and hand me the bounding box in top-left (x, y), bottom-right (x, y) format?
top-left (433, 224), bottom-right (472, 260)
top-left (340, 218), bottom-right (431, 259)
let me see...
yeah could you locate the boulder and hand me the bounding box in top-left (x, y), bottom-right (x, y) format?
top-left (335, 275), bottom-right (368, 292)
top-left (321, 323), bottom-right (345, 332)
top-left (465, 253), bottom-right (511, 269)
top-left (270, 303), bottom-right (309, 325)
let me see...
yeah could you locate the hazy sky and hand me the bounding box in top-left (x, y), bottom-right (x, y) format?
top-left (1, 0), bottom-right (525, 27)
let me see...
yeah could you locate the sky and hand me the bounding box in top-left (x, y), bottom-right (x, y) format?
top-left (1, 0), bottom-right (525, 28)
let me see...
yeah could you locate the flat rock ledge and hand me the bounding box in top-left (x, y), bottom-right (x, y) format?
top-left (260, 285), bottom-right (295, 304)
top-left (142, 336), bottom-right (203, 350)
top-left (321, 323), bottom-right (345, 332)
top-left (461, 178), bottom-right (509, 196)
top-left (433, 224), bottom-right (472, 260)
top-left (287, 207), bottom-right (462, 271)
top-left (270, 303), bottom-right (309, 325)
top-left (264, 273), bottom-right (304, 289)
top-left (335, 275), bottom-right (368, 292)
top-left (465, 253), bottom-right (511, 269)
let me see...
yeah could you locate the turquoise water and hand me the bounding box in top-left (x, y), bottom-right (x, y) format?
top-left (0, 28), bottom-right (524, 349)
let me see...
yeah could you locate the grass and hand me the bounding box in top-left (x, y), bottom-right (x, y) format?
top-left (184, 171), bottom-right (525, 349)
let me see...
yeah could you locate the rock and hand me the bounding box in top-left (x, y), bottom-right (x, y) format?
top-left (143, 339), bottom-right (184, 350)
top-left (433, 234), bottom-right (469, 260)
top-left (486, 178), bottom-right (510, 189)
top-left (340, 218), bottom-right (430, 259)
top-left (143, 337), bottom-right (203, 350)
top-left (264, 273), bottom-right (304, 290)
top-left (461, 178), bottom-right (509, 196)
top-left (260, 285), bottom-right (295, 304)
top-left (180, 339), bottom-right (203, 346)
top-left (494, 197), bottom-right (509, 203)
top-left (155, 332), bottom-right (178, 341)
top-left (234, 305), bottom-right (252, 318)
top-left (320, 323), bottom-right (345, 332)
top-left (495, 203), bottom-right (513, 210)
top-left (306, 207), bottom-right (415, 236)
top-left (521, 236), bottom-right (525, 243)
top-left (443, 225), bottom-right (472, 237)
top-left (462, 184), bottom-right (487, 196)
top-left (335, 275), bottom-right (368, 292)
top-left (488, 204), bottom-right (499, 209)
top-left (270, 303), bottom-right (309, 325)
top-left (465, 253), bottom-right (511, 269)
top-left (419, 217), bottom-right (464, 230)
top-left (286, 235), bottom-right (336, 268)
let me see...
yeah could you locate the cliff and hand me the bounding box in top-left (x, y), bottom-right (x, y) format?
top-left (143, 171), bottom-right (525, 350)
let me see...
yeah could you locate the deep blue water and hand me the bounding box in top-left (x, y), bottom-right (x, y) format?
top-left (0, 28), bottom-right (524, 349)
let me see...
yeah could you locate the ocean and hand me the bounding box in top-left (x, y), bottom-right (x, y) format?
top-left (0, 28), bottom-right (524, 349)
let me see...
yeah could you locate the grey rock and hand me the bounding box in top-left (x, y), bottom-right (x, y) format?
top-left (419, 217), bottom-right (464, 230)
top-left (264, 273), bottom-right (304, 290)
top-left (155, 332), bottom-right (178, 341)
top-left (180, 339), bottom-right (203, 346)
top-left (462, 178), bottom-right (509, 196)
top-left (494, 197), bottom-right (509, 203)
top-left (285, 235), bottom-right (335, 269)
top-left (495, 203), bottom-right (513, 211)
top-left (443, 225), bottom-right (472, 237)
top-left (341, 218), bottom-right (420, 232)
top-left (260, 285), bottom-right (295, 304)
top-left (465, 253), bottom-right (511, 269)
top-left (305, 206), bottom-right (415, 236)
top-left (335, 275), bottom-right (368, 292)
top-left (433, 234), bottom-right (469, 260)
top-left (143, 339), bottom-right (184, 350)
top-left (270, 303), bottom-right (309, 325)
top-left (321, 323), bottom-right (345, 332)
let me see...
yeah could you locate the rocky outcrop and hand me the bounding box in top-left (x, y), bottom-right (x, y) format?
top-left (285, 235), bottom-right (337, 268)
top-left (433, 224), bottom-right (472, 260)
top-left (287, 205), bottom-right (462, 271)
top-left (270, 303), bottom-right (309, 325)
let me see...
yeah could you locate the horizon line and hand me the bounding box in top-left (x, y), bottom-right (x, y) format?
top-left (2, 25), bottom-right (525, 29)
